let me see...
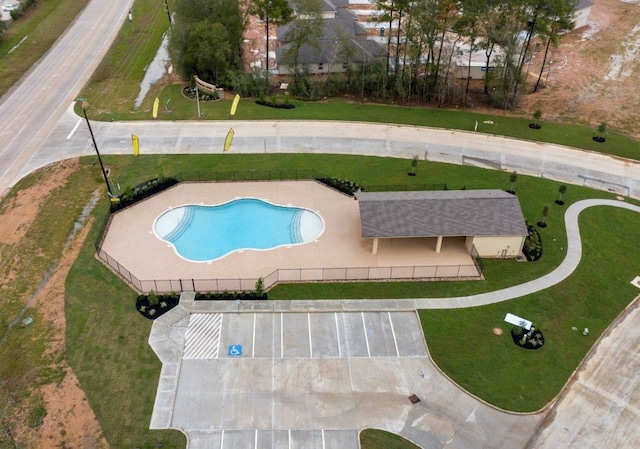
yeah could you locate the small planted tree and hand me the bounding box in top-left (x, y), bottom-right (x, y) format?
top-left (555, 184), bottom-right (567, 205)
top-left (255, 277), bottom-right (265, 298)
top-left (537, 205), bottom-right (550, 227)
top-left (408, 155), bottom-right (419, 176)
top-left (507, 172), bottom-right (518, 194)
top-left (530, 109), bottom-right (542, 129)
top-left (593, 122), bottom-right (607, 142)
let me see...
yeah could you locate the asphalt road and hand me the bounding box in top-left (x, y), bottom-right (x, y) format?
top-left (0, 0), bottom-right (133, 198)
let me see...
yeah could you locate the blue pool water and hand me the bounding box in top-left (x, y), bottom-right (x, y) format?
top-left (154, 198), bottom-right (324, 262)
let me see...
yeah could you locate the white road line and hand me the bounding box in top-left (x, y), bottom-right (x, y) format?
top-left (322, 429), bottom-right (326, 449)
top-left (221, 429), bottom-right (225, 448)
top-left (281, 312), bottom-right (284, 358)
top-left (334, 312), bottom-right (342, 358)
top-left (388, 312), bottom-right (400, 357)
top-left (66, 118), bottom-right (82, 139)
top-left (255, 429), bottom-right (258, 449)
top-left (308, 313), bottom-right (313, 358)
top-left (361, 312), bottom-right (371, 357)
top-left (288, 429), bottom-right (292, 449)
top-left (252, 313), bottom-right (256, 358)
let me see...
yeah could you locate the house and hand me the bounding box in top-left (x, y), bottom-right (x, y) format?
top-left (356, 190), bottom-right (528, 258)
top-left (572, 0), bottom-right (592, 30)
top-left (275, 0), bottom-right (383, 75)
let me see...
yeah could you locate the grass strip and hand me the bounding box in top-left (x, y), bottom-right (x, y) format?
top-left (360, 429), bottom-right (421, 449)
top-left (89, 86), bottom-right (640, 161)
top-left (0, 0), bottom-right (90, 96)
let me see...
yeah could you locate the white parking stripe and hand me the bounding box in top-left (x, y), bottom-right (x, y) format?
top-left (281, 313), bottom-right (284, 358)
top-left (252, 313), bottom-right (256, 358)
top-left (388, 312), bottom-right (400, 357)
top-left (322, 429), bottom-right (326, 449)
top-left (361, 312), bottom-right (371, 357)
top-left (221, 429), bottom-right (225, 448)
top-left (335, 312), bottom-right (342, 358)
top-left (255, 429), bottom-right (258, 449)
top-left (288, 429), bottom-right (292, 449)
top-left (308, 313), bottom-right (313, 358)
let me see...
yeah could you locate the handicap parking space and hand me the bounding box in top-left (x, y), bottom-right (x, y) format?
top-left (187, 311), bottom-right (427, 363)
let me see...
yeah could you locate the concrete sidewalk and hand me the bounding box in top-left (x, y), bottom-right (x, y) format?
top-left (26, 108), bottom-right (640, 202)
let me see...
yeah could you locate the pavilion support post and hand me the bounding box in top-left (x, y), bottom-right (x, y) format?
top-left (372, 238), bottom-right (379, 255)
top-left (435, 236), bottom-right (443, 253)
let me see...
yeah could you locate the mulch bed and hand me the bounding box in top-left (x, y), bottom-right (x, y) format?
top-left (511, 327), bottom-right (545, 350)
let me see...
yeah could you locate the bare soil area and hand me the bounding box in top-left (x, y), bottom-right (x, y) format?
top-left (520, 0), bottom-right (640, 137)
top-left (0, 161), bottom-right (107, 449)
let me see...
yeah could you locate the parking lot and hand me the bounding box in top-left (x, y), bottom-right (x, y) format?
top-left (149, 299), bottom-right (541, 449)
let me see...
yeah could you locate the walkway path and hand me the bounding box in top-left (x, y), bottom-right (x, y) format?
top-left (164, 198), bottom-right (640, 313)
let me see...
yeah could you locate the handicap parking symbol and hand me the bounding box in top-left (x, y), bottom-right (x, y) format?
top-left (228, 345), bottom-right (242, 357)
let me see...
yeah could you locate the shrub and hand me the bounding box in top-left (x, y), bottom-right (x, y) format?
top-left (316, 177), bottom-right (364, 195)
top-left (110, 177), bottom-right (178, 211)
top-left (522, 224), bottom-right (543, 261)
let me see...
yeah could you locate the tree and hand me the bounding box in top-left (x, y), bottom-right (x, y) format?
top-left (182, 21), bottom-right (232, 84)
top-left (537, 204), bottom-right (550, 227)
top-left (280, 0), bottom-right (323, 81)
top-left (170, 0), bottom-right (247, 84)
top-left (555, 184), bottom-right (567, 205)
top-left (534, 0), bottom-right (577, 92)
top-left (250, 0), bottom-right (293, 82)
top-left (508, 171), bottom-right (518, 194)
top-left (409, 155), bottom-right (419, 175)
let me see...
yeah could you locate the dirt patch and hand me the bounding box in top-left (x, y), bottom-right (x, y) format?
top-left (520, 0), bottom-right (640, 137)
top-left (0, 159), bottom-right (108, 449)
top-left (32, 216), bottom-right (108, 449)
top-left (0, 159), bottom-right (80, 245)
top-left (8, 215), bottom-right (108, 449)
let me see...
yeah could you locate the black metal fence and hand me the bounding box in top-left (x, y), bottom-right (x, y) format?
top-left (96, 248), bottom-right (482, 294)
top-left (94, 172), bottom-right (483, 293)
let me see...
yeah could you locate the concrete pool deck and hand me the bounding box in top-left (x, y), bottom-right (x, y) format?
top-left (100, 181), bottom-right (477, 287)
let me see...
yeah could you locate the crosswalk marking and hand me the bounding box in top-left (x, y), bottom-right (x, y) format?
top-left (183, 313), bottom-right (223, 359)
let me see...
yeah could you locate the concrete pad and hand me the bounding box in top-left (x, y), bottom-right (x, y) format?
top-left (150, 307), bottom-right (542, 448)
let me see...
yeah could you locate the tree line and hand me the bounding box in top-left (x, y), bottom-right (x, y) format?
top-left (169, 0), bottom-right (579, 109)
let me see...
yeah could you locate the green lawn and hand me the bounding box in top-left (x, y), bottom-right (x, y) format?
top-left (360, 429), bottom-right (421, 449)
top-left (421, 205), bottom-right (640, 412)
top-left (0, 0), bottom-right (90, 96)
top-left (58, 153), bottom-right (640, 449)
top-left (88, 85), bottom-right (640, 162)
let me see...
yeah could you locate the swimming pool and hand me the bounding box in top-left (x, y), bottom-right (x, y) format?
top-left (153, 198), bottom-right (324, 262)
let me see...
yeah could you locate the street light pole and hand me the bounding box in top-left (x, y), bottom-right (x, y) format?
top-left (163, 0), bottom-right (172, 30)
top-left (82, 107), bottom-right (113, 197)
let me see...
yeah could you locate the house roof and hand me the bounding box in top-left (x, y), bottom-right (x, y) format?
top-left (356, 190), bottom-right (528, 239)
top-left (276, 25), bottom-right (382, 65)
top-left (578, 0), bottom-right (592, 10)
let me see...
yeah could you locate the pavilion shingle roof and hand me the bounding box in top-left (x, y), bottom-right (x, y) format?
top-left (356, 190), bottom-right (527, 239)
